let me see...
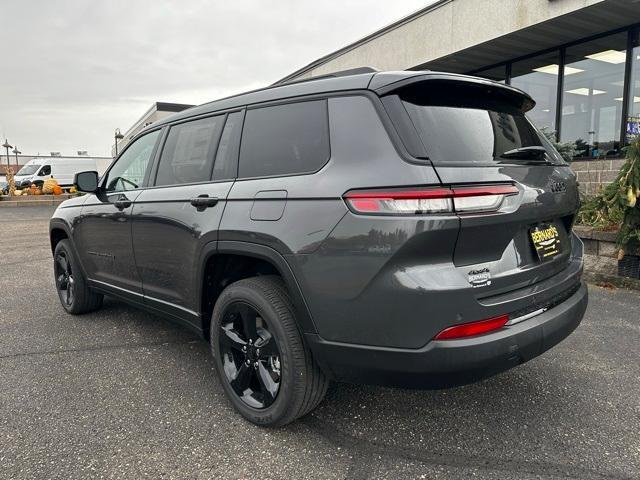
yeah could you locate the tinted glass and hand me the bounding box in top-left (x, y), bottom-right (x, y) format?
top-left (104, 130), bottom-right (160, 192)
top-left (400, 82), bottom-right (562, 165)
top-left (627, 29), bottom-right (640, 143)
top-left (561, 32), bottom-right (627, 157)
top-left (155, 116), bottom-right (223, 186)
top-left (39, 165), bottom-right (51, 176)
top-left (510, 51), bottom-right (560, 131)
top-left (239, 100), bottom-right (329, 178)
top-left (213, 111), bottom-right (243, 181)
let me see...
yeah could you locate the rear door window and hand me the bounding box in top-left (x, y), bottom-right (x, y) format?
top-left (155, 115), bottom-right (224, 186)
top-left (239, 100), bottom-right (330, 178)
top-left (397, 81), bottom-right (563, 165)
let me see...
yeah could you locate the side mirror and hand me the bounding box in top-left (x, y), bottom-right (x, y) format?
top-left (74, 171), bottom-right (99, 193)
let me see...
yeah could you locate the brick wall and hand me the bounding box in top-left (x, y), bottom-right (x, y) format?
top-left (574, 225), bottom-right (640, 287)
top-left (571, 158), bottom-right (625, 196)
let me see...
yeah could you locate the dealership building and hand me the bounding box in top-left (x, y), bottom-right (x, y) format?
top-left (278, 0), bottom-right (640, 161)
top-left (112, 102), bottom-right (193, 156)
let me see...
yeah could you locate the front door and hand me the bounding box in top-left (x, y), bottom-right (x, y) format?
top-left (74, 129), bottom-right (161, 298)
top-left (131, 112), bottom-right (242, 324)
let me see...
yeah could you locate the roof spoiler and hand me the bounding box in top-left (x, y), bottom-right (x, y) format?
top-left (272, 66), bottom-right (378, 87)
top-left (372, 72), bottom-right (536, 112)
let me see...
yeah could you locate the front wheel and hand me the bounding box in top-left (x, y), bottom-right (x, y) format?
top-left (54, 239), bottom-right (103, 314)
top-left (210, 276), bottom-right (328, 427)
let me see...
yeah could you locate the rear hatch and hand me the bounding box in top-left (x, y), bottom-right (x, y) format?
top-left (379, 76), bottom-right (580, 296)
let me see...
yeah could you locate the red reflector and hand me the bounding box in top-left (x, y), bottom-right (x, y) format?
top-left (433, 314), bottom-right (509, 340)
top-left (349, 199), bottom-right (381, 212)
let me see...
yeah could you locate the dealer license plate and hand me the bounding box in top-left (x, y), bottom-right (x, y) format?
top-left (530, 223), bottom-right (561, 261)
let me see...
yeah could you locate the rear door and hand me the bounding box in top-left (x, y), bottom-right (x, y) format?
top-left (131, 111), bottom-right (243, 324)
top-left (383, 78), bottom-right (579, 294)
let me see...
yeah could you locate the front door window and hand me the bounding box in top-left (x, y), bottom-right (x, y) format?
top-left (104, 130), bottom-right (160, 192)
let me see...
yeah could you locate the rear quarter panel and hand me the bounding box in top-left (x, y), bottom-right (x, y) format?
top-left (219, 94), bottom-right (444, 347)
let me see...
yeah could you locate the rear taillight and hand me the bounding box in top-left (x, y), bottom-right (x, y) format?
top-left (433, 314), bottom-right (509, 340)
top-left (343, 185), bottom-right (518, 215)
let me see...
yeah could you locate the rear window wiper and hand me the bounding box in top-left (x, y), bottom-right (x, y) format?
top-left (500, 146), bottom-right (548, 160)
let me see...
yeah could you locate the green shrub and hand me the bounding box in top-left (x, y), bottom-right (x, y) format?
top-left (576, 138), bottom-right (640, 256)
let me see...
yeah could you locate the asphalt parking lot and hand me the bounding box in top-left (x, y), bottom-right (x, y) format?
top-left (1, 206), bottom-right (639, 480)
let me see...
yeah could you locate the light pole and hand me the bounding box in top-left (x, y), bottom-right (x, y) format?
top-left (2, 139), bottom-right (12, 169)
top-left (12, 146), bottom-right (21, 169)
top-left (114, 128), bottom-right (124, 157)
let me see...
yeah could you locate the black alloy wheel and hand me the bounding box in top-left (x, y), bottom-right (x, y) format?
top-left (210, 276), bottom-right (328, 426)
top-left (219, 302), bottom-right (281, 409)
top-left (53, 239), bottom-right (103, 315)
top-left (55, 251), bottom-right (75, 307)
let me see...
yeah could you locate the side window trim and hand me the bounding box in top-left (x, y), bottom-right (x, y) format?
top-left (145, 126), bottom-right (169, 189)
top-left (100, 127), bottom-right (164, 191)
top-left (207, 113), bottom-right (229, 182)
top-left (212, 109), bottom-right (245, 181)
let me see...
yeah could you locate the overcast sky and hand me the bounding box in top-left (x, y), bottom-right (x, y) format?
top-left (0, 0), bottom-right (431, 156)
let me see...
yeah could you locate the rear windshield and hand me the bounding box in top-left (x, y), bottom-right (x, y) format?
top-left (398, 81), bottom-right (563, 165)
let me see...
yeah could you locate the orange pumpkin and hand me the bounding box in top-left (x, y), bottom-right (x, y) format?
top-left (34, 188), bottom-right (42, 196)
top-left (53, 185), bottom-right (63, 195)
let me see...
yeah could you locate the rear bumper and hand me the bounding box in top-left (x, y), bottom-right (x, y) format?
top-left (306, 282), bottom-right (588, 388)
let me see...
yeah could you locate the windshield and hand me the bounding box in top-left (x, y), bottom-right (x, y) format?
top-left (16, 164), bottom-right (41, 176)
top-left (399, 82), bottom-right (564, 165)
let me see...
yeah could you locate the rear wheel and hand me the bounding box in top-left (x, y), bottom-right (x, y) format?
top-left (54, 239), bottom-right (103, 314)
top-left (210, 276), bottom-right (328, 427)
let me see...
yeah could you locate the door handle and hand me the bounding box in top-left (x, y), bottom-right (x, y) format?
top-left (114, 198), bottom-right (132, 209)
top-left (190, 195), bottom-right (219, 209)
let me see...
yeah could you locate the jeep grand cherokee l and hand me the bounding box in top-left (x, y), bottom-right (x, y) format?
top-left (50, 70), bottom-right (588, 427)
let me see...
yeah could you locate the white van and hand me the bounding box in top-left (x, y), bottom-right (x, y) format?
top-left (14, 158), bottom-right (111, 188)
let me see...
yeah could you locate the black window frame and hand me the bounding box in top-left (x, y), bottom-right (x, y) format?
top-left (236, 97), bottom-right (331, 181)
top-left (213, 109), bottom-right (245, 182)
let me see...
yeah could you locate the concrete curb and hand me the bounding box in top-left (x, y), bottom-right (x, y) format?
top-left (0, 194), bottom-right (75, 208)
top-left (584, 271), bottom-right (640, 291)
top-left (0, 199), bottom-right (68, 207)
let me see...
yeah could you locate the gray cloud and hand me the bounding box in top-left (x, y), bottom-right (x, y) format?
top-left (0, 0), bottom-right (429, 156)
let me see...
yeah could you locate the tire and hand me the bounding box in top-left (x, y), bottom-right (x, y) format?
top-left (53, 239), bottom-right (103, 314)
top-left (210, 275), bottom-right (328, 427)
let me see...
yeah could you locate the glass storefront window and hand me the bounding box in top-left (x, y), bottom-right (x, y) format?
top-left (511, 51), bottom-right (560, 132)
top-left (561, 32), bottom-right (627, 158)
top-left (472, 65), bottom-right (506, 83)
top-left (626, 29), bottom-right (640, 143)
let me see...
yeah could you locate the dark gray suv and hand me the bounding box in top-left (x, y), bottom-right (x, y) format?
top-left (50, 70), bottom-right (588, 426)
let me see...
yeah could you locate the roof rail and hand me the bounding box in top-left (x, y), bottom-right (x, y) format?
top-left (273, 66), bottom-right (378, 86)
